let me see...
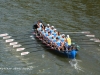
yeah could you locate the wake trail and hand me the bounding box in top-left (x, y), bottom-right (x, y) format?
top-left (69, 59), bottom-right (84, 73)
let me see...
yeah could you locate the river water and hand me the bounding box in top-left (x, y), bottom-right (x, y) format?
top-left (0, 0), bottom-right (100, 75)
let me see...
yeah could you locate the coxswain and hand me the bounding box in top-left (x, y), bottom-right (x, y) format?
top-left (66, 35), bottom-right (71, 46)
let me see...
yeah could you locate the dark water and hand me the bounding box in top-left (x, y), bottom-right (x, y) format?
top-left (0, 0), bottom-right (100, 75)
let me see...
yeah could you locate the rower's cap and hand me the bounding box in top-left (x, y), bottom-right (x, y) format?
top-left (54, 29), bottom-right (57, 31)
top-left (67, 35), bottom-right (69, 38)
top-left (51, 26), bottom-right (54, 28)
top-left (62, 34), bottom-right (65, 36)
top-left (47, 24), bottom-right (50, 26)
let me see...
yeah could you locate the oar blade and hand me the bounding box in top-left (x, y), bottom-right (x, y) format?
top-left (16, 48), bottom-right (25, 51)
top-left (61, 31), bottom-right (90, 34)
top-left (0, 33), bottom-right (8, 37)
top-left (81, 31), bottom-right (90, 34)
top-left (5, 39), bottom-right (14, 43)
top-left (85, 35), bottom-right (95, 37)
top-left (13, 44), bottom-right (22, 48)
top-left (21, 52), bottom-right (30, 56)
top-left (94, 40), bottom-right (100, 42)
top-left (9, 42), bottom-right (18, 46)
top-left (3, 36), bottom-right (12, 39)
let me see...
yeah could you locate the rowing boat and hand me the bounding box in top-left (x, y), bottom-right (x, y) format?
top-left (33, 22), bottom-right (78, 59)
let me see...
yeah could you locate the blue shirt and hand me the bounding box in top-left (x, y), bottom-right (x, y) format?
top-left (41, 30), bottom-right (44, 34)
top-left (45, 27), bottom-right (50, 32)
top-left (56, 35), bottom-right (61, 39)
top-left (44, 32), bottom-right (48, 36)
top-left (52, 38), bottom-right (56, 43)
top-left (47, 35), bottom-right (53, 39)
top-left (52, 32), bottom-right (57, 37)
top-left (60, 38), bottom-right (65, 42)
top-left (55, 40), bottom-right (61, 47)
top-left (65, 42), bottom-right (68, 47)
top-left (50, 29), bottom-right (54, 34)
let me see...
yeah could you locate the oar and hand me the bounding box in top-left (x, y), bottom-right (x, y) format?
top-left (9, 40), bottom-right (34, 45)
top-left (9, 38), bottom-right (42, 45)
top-left (13, 43), bottom-right (36, 48)
top-left (9, 42), bottom-right (18, 45)
top-left (5, 37), bottom-right (35, 43)
top-left (12, 42), bottom-right (41, 48)
top-left (21, 50), bottom-right (43, 56)
top-left (4, 33), bottom-right (33, 37)
top-left (85, 35), bottom-right (95, 37)
top-left (3, 36), bottom-right (12, 39)
top-left (2, 35), bottom-right (34, 40)
top-left (5, 39), bottom-right (14, 43)
top-left (17, 45), bottom-right (48, 50)
top-left (0, 33), bottom-right (9, 37)
top-left (61, 31), bottom-right (90, 34)
top-left (16, 45), bottom-right (48, 51)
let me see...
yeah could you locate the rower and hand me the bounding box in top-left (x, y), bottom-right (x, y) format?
top-left (33, 20), bottom-right (42, 34)
top-left (50, 26), bottom-right (54, 34)
top-left (60, 34), bottom-right (66, 50)
top-left (56, 31), bottom-right (61, 39)
top-left (52, 28), bottom-right (57, 37)
top-left (45, 24), bottom-right (51, 32)
top-left (54, 37), bottom-right (62, 51)
top-left (46, 32), bottom-right (54, 45)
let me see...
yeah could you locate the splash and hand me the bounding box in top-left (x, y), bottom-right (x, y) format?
top-left (69, 59), bottom-right (84, 72)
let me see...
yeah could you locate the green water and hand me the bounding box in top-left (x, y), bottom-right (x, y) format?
top-left (0, 0), bottom-right (100, 75)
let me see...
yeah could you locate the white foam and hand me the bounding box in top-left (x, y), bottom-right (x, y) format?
top-left (69, 59), bottom-right (84, 72)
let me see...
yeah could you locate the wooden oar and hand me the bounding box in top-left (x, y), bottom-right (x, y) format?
top-left (18, 45), bottom-right (46, 50)
top-left (5, 37), bottom-right (35, 43)
top-left (0, 33), bottom-right (9, 37)
top-left (85, 35), bottom-right (95, 37)
top-left (61, 31), bottom-right (90, 34)
top-left (21, 50), bottom-right (43, 56)
top-left (16, 45), bottom-right (48, 51)
top-left (3, 36), bottom-right (12, 39)
top-left (12, 42), bottom-right (44, 48)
